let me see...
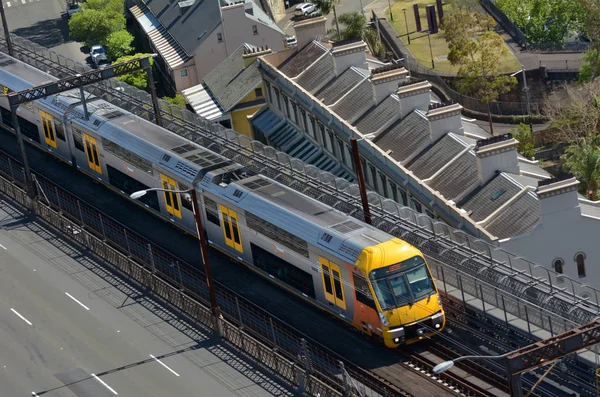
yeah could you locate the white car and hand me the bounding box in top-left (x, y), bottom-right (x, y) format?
top-left (90, 45), bottom-right (108, 68)
top-left (286, 35), bottom-right (297, 48)
top-left (66, 2), bottom-right (80, 17)
top-left (294, 3), bottom-right (315, 17)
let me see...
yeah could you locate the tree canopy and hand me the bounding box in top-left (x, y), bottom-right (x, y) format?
top-left (105, 30), bottom-right (134, 61)
top-left (313, 0), bottom-right (341, 38)
top-left (68, 0), bottom-right (125, 47)
top-left (561, 138), bottom-right (600, 199)
top-left (163, 94), bottom-right (187, 108)
top-left (114, 53), bottom-right (154, 90)
top-left (329, 12), bottom-right (385, 58)
top-left (511, 123), bottom-right (536, 159)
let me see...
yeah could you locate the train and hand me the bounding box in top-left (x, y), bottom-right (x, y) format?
top-left (0, 51), bottom-right (445, 347)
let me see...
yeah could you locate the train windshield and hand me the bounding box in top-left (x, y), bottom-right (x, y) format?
top-left (369, 256), bottom-right (435, 311)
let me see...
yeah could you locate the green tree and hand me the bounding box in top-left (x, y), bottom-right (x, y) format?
top-left (329, 12), bottom-right (385, 58)
top-left (442, 13), bottom-right (517, 134)
top-left (561, 138), bottom-right (600, 199)
top-left (83, 0), bottom-right (124, 15)
top-left (105, 30), bottom-right (134, 60)
top-left (114, 53), bottom-right (154, 90)
top-left (511, 123), bottom-right (536, 158)
top-left (69, 10), bottom-right (114, 46)
top-left (313, 0), bottom-right (341, 39)
top-left (163, 94), bottom-right (187, 108)
top-left (579, 0), bottom-right (600, 81)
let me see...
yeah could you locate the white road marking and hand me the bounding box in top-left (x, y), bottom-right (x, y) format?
top-left (10, 308), bottom-right (32, 325)
top-left (65, 292), bottom-right (90, 311)
top-left (150, 354), bottom-right (180, 377)
top-left (0, 243), bottom-right (6, 249)
top-left (31, 392), bottom-right (40, 397)
top-left (20, 0), bottom-right (25, 4)
top-left (5, 2), bottom-right (9, 7)
top-left (91, 374), bottom-right (118, 395)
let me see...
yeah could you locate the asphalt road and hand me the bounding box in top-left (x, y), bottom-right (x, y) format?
top-left (0, 202), bottom-right (291, 397)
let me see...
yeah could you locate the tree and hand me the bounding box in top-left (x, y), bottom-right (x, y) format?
top-left (579, 0), bottom-right (600, 81)
top-left (328, 12), bottom-right (385, 58)
top-left (442, 12), bottom-right (517, 134)
top-left (69, 10), bottom-right (115, 46)
top-left (544, 80), bottom-right (600, 143)
top-left (163, 94), bottom-right (187, 108)
top-left (561, 138), bottom-right (600, 199)
top-left (511, 123), bottom-right (536, 158)
top-left (313, 0), bottom-right (341, 39)
top-left (105, 30), bottom-right (134, 61)
top-left (114, 53), bottom-right (154, 90)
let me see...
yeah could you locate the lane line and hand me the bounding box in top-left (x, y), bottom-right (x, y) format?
top-left (10, 308), bottom-right (32, 326)
top-left (91, 374), bottom-right (118, 395)
top-left (31, 393), bottom-right (40, 397)
top-left (5, 2), bottom-right (10, 6)
top-left (0, 243), bottom-right (6, 249)
top-left (65, 292), bottom-right (90, 311)
top-left (20, 0), bottom-right (24, 4)
top-left (149, 354), bottom-right (180, 377)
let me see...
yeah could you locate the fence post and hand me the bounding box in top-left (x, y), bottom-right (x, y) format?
top-left (147, 244), bottom-right (156, 290)
top-left (77, 200), bottom-right (84, 226)
top-left (99, 214), bottom-right (106, 241)
top-left (524, 305), bottom-right (531, 334)
top-left (458, 274), bottom-right (466, 305)
top-left (123, 228), bottom-right (132, 257)
top-left (7, 157), bottom-right (14, 181)
top-left (501, 295), bottom-right (508, 324)
top-left (270, 317), bottom-right (278, 349)
top-left (54, 186), bottom-right (62, 213)
top-left (235, 297), bottom-right (244, 329)
top-left (479, 284), bottom-right (486, 315)
top-left (175, 260), bottom-right (184, 290)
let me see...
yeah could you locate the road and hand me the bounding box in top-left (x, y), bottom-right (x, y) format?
top-left (0, 201), bottom-right (292, 397)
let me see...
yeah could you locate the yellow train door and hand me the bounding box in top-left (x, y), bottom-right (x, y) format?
top-left (219, 205), bottom-right (243, 253)
top-left (159, 174), bottom-right (182, 219)
top-left (40, 111), bottom-right (57, 148)
top-left (82, 133), bottom-right (102, 174)
top-left (319, 257), bottom-right (346, 310)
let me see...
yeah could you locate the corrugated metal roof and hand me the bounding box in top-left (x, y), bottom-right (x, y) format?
top-left (130, 3), bottom-right (189, 70)
top-left (181, 83), bottom-right (224, 120)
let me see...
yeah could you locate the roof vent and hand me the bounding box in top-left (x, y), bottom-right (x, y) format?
top-left (476, 133), bottom-right (513, 148)
top-left (330, 220), bottom-right (363, 234)
top-left (321, 233), bottom-right (333, 243)
top-left (233, 189), bottom-right (243, 198)
top-left (538, 173), bottom-right (574, 188)
top-left (103, 110), bottom-right (124, 120)
top-left (162, 154), bottom-right (172, 162)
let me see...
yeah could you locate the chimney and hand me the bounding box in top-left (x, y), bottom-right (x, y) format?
top-left (426, 101), bottom-right (463, 142)
top-left (536, 175), bottom-right (581, 218)
top-left (371, 64), bottom-right (409, 105)
top-left (396, 80), bottom-right (432, 118)
top-left (293, 14), bottom-right (327, 50)
top-left (242, 45), bottom-right (272, 67)
top-left (474, 133), bottom-right (520, 184)
top-left (331, 38), bottom-right (368, 75)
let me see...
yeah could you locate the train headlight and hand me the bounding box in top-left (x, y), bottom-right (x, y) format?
top-left (431, 311), bottom-right (444, 327)
top-left (393, 337), bottom-right (400, 344)
top-left (378, 312), bottom-right (389, 327)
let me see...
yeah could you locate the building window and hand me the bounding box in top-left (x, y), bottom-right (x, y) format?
top-left (217, 32), bottom-right (223, 42)
top-left (264, 81), bottom-right (271, 103)
top-left (309, 116), bottom-right (316, 139)
top-left (274, 88), bottom-right (281, 109)
top-left (400, 190), bottom-right (408, 206)
top-left (553, 258), bottom-right (564, 274)
top-left (282, 95), bottom-right (290, 117)
top-left (291, 101), bottom-right (297, 123)
top-left (327, 130), bottom-right (335, 155)
top-left (252, 24), bottom-right (258, 35)
top-left (379, 175), bottom-right (387, 197)
top-left (254, 87), bottom-right (263, 97)
top-left (413, 200), bottom-right (422, 213)
top-left (300, 108), bottom-right (307, 131)
top-left (337, 139), bottom-right (346, 164)
top-left (318, 123), bottom-right (326, 146)
top-left (390, 182), bottom-right (398, 203)
top-left (575, 253), bottom-right (586, 277)
top-left (369, 165), bottom-right (378, 191)
top-left (180, 69), bottom-right (188, 77)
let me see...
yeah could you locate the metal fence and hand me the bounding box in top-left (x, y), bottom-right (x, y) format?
top-left (480, 0), bottom-right (527, 47)
top-left (2, 34), bottom-right (600, 358)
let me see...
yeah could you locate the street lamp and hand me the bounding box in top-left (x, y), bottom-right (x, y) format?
top-left (351, 133), bottom-right (375, 226)
top-left (514, 65), bottom-right (532, 133)
top-left (130, 187), bottom-right (222, 334)
top-left (402, 8), bottom-right (410, 44)
top-left (388, 0), bottom-right (393, 21)
top-left (433, 353), bottom-right (508, 374)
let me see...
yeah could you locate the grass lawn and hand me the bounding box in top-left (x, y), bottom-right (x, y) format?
top-left (386, 0), bottom-right (521, 74)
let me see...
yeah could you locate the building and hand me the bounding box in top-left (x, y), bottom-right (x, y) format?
top-left (181, 44), bottom-right (270, 138)
top-left (250, 15), bottom-right (600, 293)
top-left (129, 0), bottom-right (285, 93)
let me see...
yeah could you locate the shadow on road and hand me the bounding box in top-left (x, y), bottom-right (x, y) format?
top-left (12, 15), bottom-right (72, 49)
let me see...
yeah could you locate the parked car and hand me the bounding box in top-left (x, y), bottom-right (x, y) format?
top-left (96, 58), bottom-right (110, 69)
top-left (90, 45), bottom-right (108, 68)
top-left (66, 2), bottom-right (80, 17)
top-left (294, 2), bottom-right (315, 17)
top-left (285, 35), bottom-right (297, 48)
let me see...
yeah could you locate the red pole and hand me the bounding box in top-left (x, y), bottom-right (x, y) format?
top-left (190, 188), bottom-right (222, 334)
top-left (351, 138), bottom-right (372, 225)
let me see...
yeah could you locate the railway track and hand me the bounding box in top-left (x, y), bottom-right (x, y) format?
top-left (0, 38), bottom-right (541, 397)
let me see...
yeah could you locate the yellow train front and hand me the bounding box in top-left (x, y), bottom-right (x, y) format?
top-left (355, 238), bottom-right (445, 347)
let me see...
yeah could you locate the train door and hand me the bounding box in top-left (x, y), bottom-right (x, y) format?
top-left (319, 257), bottom-right (346, 310)
top-left (159, 174), bottom-right (182, 219)
top-left (219, 205), bottom-right (243, 253)
top-left (82, 133), bottom-right (102, 174)
top-left (40, 111), bottom-right (57, 148)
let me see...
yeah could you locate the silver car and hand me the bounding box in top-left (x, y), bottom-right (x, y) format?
top-left (294, 3), bottom-right (315, 17)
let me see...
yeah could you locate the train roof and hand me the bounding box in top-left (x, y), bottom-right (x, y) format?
top-left (201, 168), bottom-right (391, 263)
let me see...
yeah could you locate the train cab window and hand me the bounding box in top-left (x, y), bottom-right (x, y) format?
top-left (83, 133), bottom-right (102, 174)
top-left (203, 197), bottom-right (220, 226)
top-left (319, 257), bottom-right (346, 310)
top-left (353, 273), bottom-right (376, 310)
top-left (40, 111), bottom-right (57, 148)
top-left (106, 165), bottom-right (160, 211)
top-left (160, 174), bottom-right (182, 219)
top-left (219, 205), bottom-right (243, 252)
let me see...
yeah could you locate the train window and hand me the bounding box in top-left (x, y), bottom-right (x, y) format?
top-left (72, 126), bottom-right (85, 152)
top-left (102, 138), bottom-right (153, 174)
top-left (160, 174), bottom-right (182, 219)
top-left (251, 243), bottom-right (316, 299)
top-left (53, 119), bottom-right (65, 141)
top-left (320, 257), bottom-right (346, 310)
top-left (245, 212), bottom-right (309, 258)
top-left (353, 273), bottom-right (376, 310)
top-left (219, 205), bottom-right (243, 252)
top-left (83, 133), bottom-right (102, 174)
top-left (40, 111), bottom-right (57, 148)
top-left (177, 184), bottom-right (193, 212)
top-left (107, 165), bottom-right (160, 211)
top-left (0, 106), bottom-right (41, 144)
top-left (203, 197), bottom-right (220, 226)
